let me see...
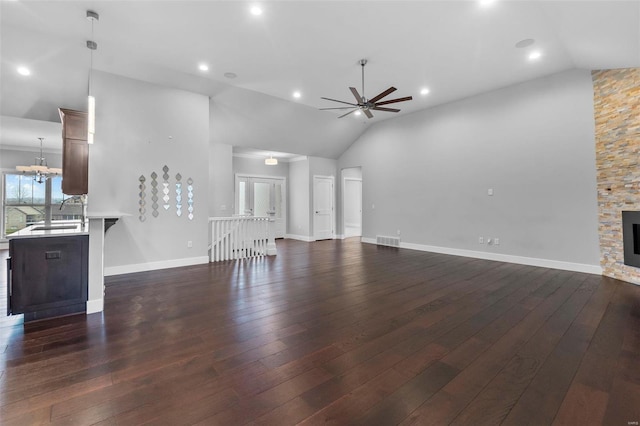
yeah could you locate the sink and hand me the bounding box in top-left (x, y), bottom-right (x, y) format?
top-left (32, 225), bottom-right (79, 231)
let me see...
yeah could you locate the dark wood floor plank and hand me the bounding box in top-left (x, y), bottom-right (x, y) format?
top-left (1, 240), bottom-right (637, 426)
top-left (396, 270), bottom-right (585, 425)
top-left (321, 263), bottom-right (533, 379)
top-left (595, 279), bottom-right (640, 425)
top-left (552, 279), bottom-right (636, 425)
top-left (502, 275), bottom-right (618, 425)
top-left (451, 275), bottom-right (598, 425)
top-left (298, 367), bottom-right (410, 425)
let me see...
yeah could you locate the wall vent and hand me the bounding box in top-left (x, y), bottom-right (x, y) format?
top-left (376, 235), bottom-right (400, 247)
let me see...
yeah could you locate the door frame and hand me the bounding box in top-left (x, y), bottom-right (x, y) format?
top-left (313, 175), bottom-right (335, 241)
top-left (234, 173), bottom-right (287, 238)
top-left (342, 177), bottom-right (362, 238)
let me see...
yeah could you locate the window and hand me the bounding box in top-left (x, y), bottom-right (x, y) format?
top-left (2, 173), bottom-right (81, 237)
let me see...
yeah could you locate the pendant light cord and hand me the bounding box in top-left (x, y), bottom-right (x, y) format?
top-left (88, 17), bottom-right (93, 97)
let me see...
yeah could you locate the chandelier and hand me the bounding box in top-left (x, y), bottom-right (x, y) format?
top-left (16, 137), bottom-right (62, 183)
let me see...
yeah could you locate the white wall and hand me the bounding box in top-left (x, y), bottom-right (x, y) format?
top-left (288, 158), bottom-right (310, 239)
top-left (89, 71), bottom-right (210, 274)
top-left (209, 143), bottom-right (233, 217)
top-left (233, 155), bottom-right (290, 178)
top-left (0, 148), bottom-right (61, 169)
top-left (339, 69), bottom-right (600, 269)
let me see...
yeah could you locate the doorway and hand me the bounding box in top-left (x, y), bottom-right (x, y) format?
top-left (235, 175), bottom-right (286, 238)
top-left (313, 175), bottom-right (334, 240)
top-left (342, 167), bottom-right (362, 238)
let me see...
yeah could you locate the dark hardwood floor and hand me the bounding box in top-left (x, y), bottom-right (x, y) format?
top-left (1, 239), bottom-right (640, 425)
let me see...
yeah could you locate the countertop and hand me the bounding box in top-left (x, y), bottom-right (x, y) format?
top-left (8, 213), bottom-right (129, 239)
top-left (8, 221), bottom-right (88, 239)
top-left (87, 212), bottom-right (130, 219)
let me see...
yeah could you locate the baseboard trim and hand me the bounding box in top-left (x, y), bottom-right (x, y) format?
top-left (86, 298), bottom-right (104, 314)
top-left (335, 234), bottom-right (346, 240)
top-left (104, 256), bottom-right (210, 277)
top-left (361, 238), bottom-right (602, 275)
top-left (285, 234), bottom-right (315, 242)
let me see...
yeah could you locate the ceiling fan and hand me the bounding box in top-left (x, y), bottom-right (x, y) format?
top-left (320, 59), bottom-right (413, 119)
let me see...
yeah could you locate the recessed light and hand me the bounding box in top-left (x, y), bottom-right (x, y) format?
top-left (420, 87), bottom-right (430, 96)
top-left (198, 63), bottom-right (209, 72)
top-left (250, 5), bottom-right (263, 16)
top-left (292, 91), bottom-right (301, 99)
top-left (528, 50), bottom-right (542, 61)
top-left (515, 39), bottom-right (535, 49)
top-left (17, 66), bottom-right (31, 76)
top-left (224, 72), bottom-right (237, 79)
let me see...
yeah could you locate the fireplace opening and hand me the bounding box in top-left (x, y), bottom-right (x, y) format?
top-left (622, 211), bottom-right (640, 267)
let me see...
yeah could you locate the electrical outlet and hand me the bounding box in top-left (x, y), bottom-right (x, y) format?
top-left (397, 229), bottom-right (401, 236)
top-left (479, 236), bottom-right (484, 244)
top-left (495, 238), bottom-right (500, 245)
top-left (187, 240), bottom-right (193, 248)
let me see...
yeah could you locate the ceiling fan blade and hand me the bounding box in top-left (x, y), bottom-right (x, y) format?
top-left (363, 109), bottom-right (374, 119)
top-left (371, 106), bottom-right (400, 113)
top-left (321, 97), bottom-right (358, 106)
top-left (349, 87), bottom-right (364, 104)
top-left (338, 109), bottom-right (358, 119)
top-left (369, 87), bottom-right (397, 103)
top-left (374, 96), bottom-right (413, 106)
top-left (319, 107), bottom-right (358, 110)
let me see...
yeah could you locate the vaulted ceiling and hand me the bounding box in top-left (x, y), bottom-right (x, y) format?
top-left (2, 1), bottom-right (639, 158)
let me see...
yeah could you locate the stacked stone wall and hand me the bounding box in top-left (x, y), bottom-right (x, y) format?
top-left (592, 68), bottom-right (640, 283)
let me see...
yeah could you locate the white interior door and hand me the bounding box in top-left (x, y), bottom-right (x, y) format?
top-left (313, 176), bottom-right (334, 240)
top-left (343, 178), bottom-right (362, 237)
top-left (236, 176), bottom-right (286, 238)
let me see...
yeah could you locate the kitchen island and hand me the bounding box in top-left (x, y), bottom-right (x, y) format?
top-left (7, 222), bottom-right (88, 322)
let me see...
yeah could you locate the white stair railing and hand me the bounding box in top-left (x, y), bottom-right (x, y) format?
top-left (208, 216), bottom-right (277, 262)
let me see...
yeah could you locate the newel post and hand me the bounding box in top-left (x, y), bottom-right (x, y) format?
top-left (266, 213), bottom-right (277, 256)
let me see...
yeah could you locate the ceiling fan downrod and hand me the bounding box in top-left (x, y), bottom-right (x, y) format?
top-left (360, 59), bottom-right (367, 102)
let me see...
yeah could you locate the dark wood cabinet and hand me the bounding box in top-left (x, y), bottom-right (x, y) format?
top-left (8, 235), bottom-right (88, 322)
top-left (59, 108), bottom-right (88, 195)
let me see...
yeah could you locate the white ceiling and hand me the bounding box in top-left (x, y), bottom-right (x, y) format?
top-left (0, 116), bottom-right (62, 153)
top-left (1, 0), bottom-right (639, 157)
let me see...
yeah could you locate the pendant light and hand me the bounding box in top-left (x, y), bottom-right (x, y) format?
top-left (265, 154), bottom-right (278, 165)
top-left (16, 138), bottom-right (62, 183)
top-left (86, 10), bottom-right (99, 144)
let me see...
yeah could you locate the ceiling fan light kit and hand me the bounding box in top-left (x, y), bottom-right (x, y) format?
top-left (320, 59), bottom-right (413, 119)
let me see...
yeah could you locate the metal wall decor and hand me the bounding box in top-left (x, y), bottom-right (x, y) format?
top-left (187, 177), bottom-right (194, 220)
top-left (175, 173), bottom-right (182, 217)
top-left (138, 175), bottom-right (146, 222)
top-left (150, 171), bottom-right (159, 218)
top-left (162, 165), bottom-right (170, 210)
top-left (137, 165), bottom-right (193, 221)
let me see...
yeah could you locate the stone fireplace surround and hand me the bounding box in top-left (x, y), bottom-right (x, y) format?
top-left (592, 68), bottom-right (640, 284)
